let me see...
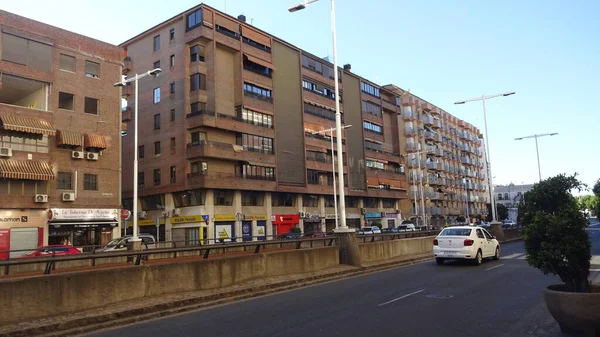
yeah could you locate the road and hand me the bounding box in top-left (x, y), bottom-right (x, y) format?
top-left (86, 229), bottom-right (600, 337)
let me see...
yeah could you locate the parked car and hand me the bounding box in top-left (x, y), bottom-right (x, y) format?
top-left (97, 234), bottom-right (156, 252)
top-left (276, 232), bottom-right (302, 240)
top-left (433, 226), bottom-right (500, 266)
top-left (20, 245), bottom-right (81, 258)
top-left (302, 230), bottom-right (326, 238)
top-left (358, 226), bottom-right (381, 235)
top-left (502, 220), bottom-right (517, 229)
top-left (381, 227), bottom-right (399, 233)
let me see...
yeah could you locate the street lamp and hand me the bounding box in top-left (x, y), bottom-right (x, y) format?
top-left (514, 133), bottom-right (558, 182)
top-left (401, 151), bottom-right (427, 229)
top-left (289, 0), bottom-right (350, 231)
top-left (454, 91), bottom-right (515, 223)
top-left (114, 68), bottom-right (162, 243)
top-left (463, 176), bottom-right (470, 223)
top-left (312, 125), bottom-right (353, 229)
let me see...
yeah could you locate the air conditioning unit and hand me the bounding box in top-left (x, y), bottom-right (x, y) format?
top-left (34, 194), bottom-right (48, 203)
top-left (0, 147), bottom-right (13, 157)
top-left (71, 151), bottom-right (84, 159)
top-left (138, 211), bottom-right (147, 219)
top-left (62, 192), bottom-right (75, 201)
top-left (360, 208), bottom-right (367, 215)
top-left (86, 152), bottom-right (99, 160)
top-left (299, 211), bottom-right (306, 218)
top-left (172, 208), bottom-right (181, 216)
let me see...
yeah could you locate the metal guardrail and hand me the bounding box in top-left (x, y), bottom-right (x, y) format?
top-left (356, 230), bottom-right (439, 243)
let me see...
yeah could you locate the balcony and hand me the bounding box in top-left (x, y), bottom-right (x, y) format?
top-left (405, 126), bottom-right (417, 137)
top-left (432, 119), bottom-right (442, 129)
top-left (408, 160), bottom-right (426, 168)
top-left (405, 143), bottom-right (421, 153)
top-left (366, 186), bottom-right (408, 199)
top-left (305, 132), bottom-right (346, 151)
top-left (186, 110), bottom-right (274, 138)
top-left (187, 171), bottom-right (276, 191)
top-left (381, 98), bottom-right (397, 112)
top-left (403, 111), bottom-right (417, 121)
top-left (121, 84), bottom-right (133, 98)
top-left (425, 131), bottom-right (435, 140)
top-left (186, 140), bottom-right (276, 165)
top-left (122, 57), bottom-right (131, 75)
top-left (428, 176), bottom-right (439, 185)
top-left (434, 133), bottom-right (443, 143)
top-left (366, 167), bottom-right (405, 180)
top-left (421, 115), bottom-right (434, 125)
top-left (365, 148), bottom-right (401, 163)
top-left (122, 107), bottom-right (132, 122)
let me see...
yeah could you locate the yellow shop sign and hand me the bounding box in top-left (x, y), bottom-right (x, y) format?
top-left (214, 214), bottom-right (236, 221)
top-left (170, 215), bottom-right (206, 225)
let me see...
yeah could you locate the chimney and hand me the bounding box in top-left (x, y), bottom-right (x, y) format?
top-left (238, 14), bottom-right (247, 22)
top-left (343, 64), bottom-right (351, 71)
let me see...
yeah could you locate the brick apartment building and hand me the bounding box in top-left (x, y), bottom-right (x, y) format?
top-left (120, 4), bottom-right (488, 243)
top-left (0, 11), bottom-right (123, 257)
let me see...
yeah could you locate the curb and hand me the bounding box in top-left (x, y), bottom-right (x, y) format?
top-left (1, 255), bottom-right (434, 337)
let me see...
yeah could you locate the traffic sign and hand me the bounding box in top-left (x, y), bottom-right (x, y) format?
top-left (121, 209), bottom-right (131, 220)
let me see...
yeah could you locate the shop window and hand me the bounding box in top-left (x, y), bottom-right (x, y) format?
top-left (303, 194), bottom-right (319, 207)
top-left (382, 198), bottom-right (395, 208)
top-left (345, 196), bottom-right (360, 208)
top-left (242, 191), bottom-right (264, 206)
top-left (272, 192), bottom-right (296, 207)
top-left (214, 189), bottom-right (234, 206)
top-left (364, 197), bottom-right (378, 208)
top-left (140, 194), bottom-right (165, 210)
top-left (324, 195), bottom-right (335, 208)
top-left (173, 189), bottom-right (206, 207)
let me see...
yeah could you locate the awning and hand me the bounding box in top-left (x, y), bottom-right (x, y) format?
top-left (0, 159), bottom-right (54, 180)
top-left (57, 130), bottom-right (82, 147)
top-left (242, 160), bottom-right (276, 168)
top-left (244, 54), bottom-right (276, 70)
top-left (306, 145), bottom-right (328, 153)
top-left (304, 99), bottom-right (341, 113)
top-left (84, 134), bottom-right (107, 149)
top-left (0, 115), bottom-right (55, 136)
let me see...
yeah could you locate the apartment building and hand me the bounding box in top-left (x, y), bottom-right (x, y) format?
top-left (0, 11), bottom-right (123, 257)
top-left (120, 4), bottom-right (485, 243)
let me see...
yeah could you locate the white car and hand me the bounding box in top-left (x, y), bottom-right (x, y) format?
top-left (433, 226), bottom-right (500, 265)
top-left (358, 226), bottom-right (381, 235)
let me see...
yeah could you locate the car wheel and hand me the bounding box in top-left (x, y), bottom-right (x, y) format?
top-left (436, 258), bottom-right (445, 265)
top-left (493, 246), bottom-right (500, 260)
top-left (473, 250), bottom-right (483, 266)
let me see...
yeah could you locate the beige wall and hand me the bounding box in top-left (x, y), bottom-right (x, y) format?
top-left (215, 46), bottom-right (236, 116)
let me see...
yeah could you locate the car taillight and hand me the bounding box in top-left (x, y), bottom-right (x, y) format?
top-left (433, 239), bottom-right (438, 246)
top-left (464, 239), bottom-right (474, 246)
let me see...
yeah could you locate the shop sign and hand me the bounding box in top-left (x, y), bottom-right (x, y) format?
top-left (304, 214), bottom-right (322, 222)
top-left (214, 214), bottom-right (236, 222)
top-left (364, 212), bottom-right (383, 219)
top-left (346, 213), bottom-right (361, 219)
top-left (385, 213), bottom-right (397, 218)
top-left (243, 214), bottom-right (268, 221)
top-left (49, 209), bottom-right (118, 221)
top-left (170, 215), bottom-right (208, 225)
top-left (324, 214), bottom-right (338, 219)
top-left (272, 214), bottom-right (299, 224)
top-left (125, 219), bottom-right (165, 227)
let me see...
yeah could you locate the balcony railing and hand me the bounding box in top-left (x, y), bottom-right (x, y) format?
top-left (421, 115), bottom-right (434, 125)
top-left (403, 111), bottom-right (417, 120)
top-left (425, 131), bottom-right (435, 140)
top-left (187, 171), bottom-right (275, 181)
top-left (367, 167), bottom-right (405, 175)
top-left (244, 90), bottom-right (272, 102)
top-left (305, 132), bottom-right (345, 144)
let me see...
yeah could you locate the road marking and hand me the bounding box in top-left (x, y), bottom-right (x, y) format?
top-left (591, 256), bottom-right (600, 265)
top-left (517, 255), bottom-right (528, 260)
top-left (485, 264), bottom-right (504, 271)
top-left (378, 289), bottom-right (424, 307)
top-left (590, 269), bottom-right (600, 272)
top-left (503, 253), bottom-right (525, 259)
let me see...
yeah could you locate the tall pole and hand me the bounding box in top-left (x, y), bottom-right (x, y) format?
top-left (481, 97), bottom-right (497, 223)
top-left (330, 133), bottom-right (338, 229)
top-left (330, 0), bottom-right (347, 230)
top-left (132, 75), bottom-right (140, 241)
top-left (413, 162), bottom-right (419, 227)
top-left (465, 177), bottom-right (470, 222)
top-left (534, 135), bottom-right (542, 181)
top-left (417, 153), bottom-right (426, 228)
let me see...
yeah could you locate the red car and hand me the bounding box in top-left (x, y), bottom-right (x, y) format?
top-left (20, 245), bottom-right (81, 258)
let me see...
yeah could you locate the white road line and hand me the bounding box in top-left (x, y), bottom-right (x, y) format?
top-left (503, 253), bottom-right (525, 260)
top-left (517, 255), bottom-right (528, 260)
top-left (485, 264), bottom-right (504, 271)
top-left (590, 269), bottom-right (600, 272)
top-left (378, 289), bottom-right (424, 307)
top-left (591, 256), bottom-right (600, 265)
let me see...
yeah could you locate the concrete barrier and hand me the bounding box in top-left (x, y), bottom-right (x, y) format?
top-left (502, 229), bottom-right (522, 241)
top-left (358, 236), bottom-right (435, 264)
top-left (0, 246), bottom-right (339, 325)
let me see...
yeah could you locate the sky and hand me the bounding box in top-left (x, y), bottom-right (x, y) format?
top-left (2, 0), bottom-right (599, 192)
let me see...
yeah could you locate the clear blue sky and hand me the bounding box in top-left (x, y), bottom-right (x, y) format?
top-left (3, 0), bottom-right (599, 190)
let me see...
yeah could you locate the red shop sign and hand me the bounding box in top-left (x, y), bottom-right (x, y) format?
top-left (272, 214), bottom-right (299, 224)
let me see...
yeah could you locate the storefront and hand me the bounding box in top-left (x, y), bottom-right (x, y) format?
top-left (0, 209), bottom-right (46, 258)
top-left (364, 212), bottom-right (384, 228)
top-left (271, 214), bottom-right (299, 236)
top-left (303, 214), bottom-right (322, 233)
top-left (242, 214), bottom-right (268, 241)
top-left (385, 213), bottom-right (398, 228)
top-left (324, 214), bottom-right (337, 233)
top-left (171, 215), bottom-right (208, 246)
top-left (214, 214), bottom-right (236, 242)
top-left (48, 209), bottom-right (119, 248)
top-left (346, 214), bottom-right (361, 230)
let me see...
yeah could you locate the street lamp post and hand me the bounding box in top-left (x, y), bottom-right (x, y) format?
top-left (289, 0), bottom-right (350, 231)
top-left (463, 176), bottom-right (470, 222)
top-left (402, 151), bottom-right (427, 229)
top-left (514, 133), bottom-right (558, 182)
top-left (454, 91), bottom-right (515, 223)
top-left (312, 125), bottom-right (352, 229)
top-left (114, 68), bottom-right (162, 243)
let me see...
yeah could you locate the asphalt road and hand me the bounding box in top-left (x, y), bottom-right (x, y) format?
top-left (86, 231), bottom-right (600, 337)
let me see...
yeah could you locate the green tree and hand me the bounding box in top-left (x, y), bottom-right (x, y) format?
top-left (593, 179), bottom-right (600, 216)
top-left (520, 174), bottom-right (591, 292)
top-left (486, 203), bottom-right (509, 221)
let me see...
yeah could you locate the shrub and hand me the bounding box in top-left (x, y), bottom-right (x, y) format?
top-left (456, 216), bottom-right (466, 223)
top-left (289, 227), bottom-right (302, 234)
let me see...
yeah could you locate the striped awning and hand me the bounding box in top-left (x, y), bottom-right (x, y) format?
top-left (0, 160), bottom-right (54, 180)
top-left (0, 115), bottom-right (56, 136)
top-left (84, 134), bottom-right (107, 149)
top-left (57, 130), bottom-right (83, 147)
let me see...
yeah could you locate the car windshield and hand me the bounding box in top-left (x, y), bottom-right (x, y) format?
top-left (440, 228), bottom-right (472, 236)
top-left (105, 238), bottom-right (125, 247)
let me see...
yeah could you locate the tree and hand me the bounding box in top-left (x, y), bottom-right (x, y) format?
top-left (593, 179), bottom-right (600, 216)
top-left (520, 174), bottom-right (591, 293)
top-left (486, 203), bottom-right (509, 221)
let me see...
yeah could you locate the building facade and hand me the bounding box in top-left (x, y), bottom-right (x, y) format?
top-left (494, 183), bottom-right (533, 222)
top-left (0, 11), bottom-right (123, 257)
top-left (120, 4), bottom-right (487, 243)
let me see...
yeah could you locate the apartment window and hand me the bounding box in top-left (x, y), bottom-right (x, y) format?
top-left (366, 160), bottom-right (385, 170)
top-left (83, 174), bottom-right (98, 191)
top-left (170, 137), bottom-right (176, 151)
top-left (307, 170), bottom-right (320, 185)
top-left (382, 199), bottom-right (395, 208)
top-left (498, 193), bottom-right (503, 200)
top-left (2, 32), bottom-right (52, 72)
top-left (190, 102), bottom-right (207, 115)
top-left (361, 81), bottom-right (380, 97)
top-left (85, 61), bottom-right (100, 78)
top-left (243, 82), bottom-right (272, 101)
top-left (215, 25), bottom-right (239, 39)
top-left (242, 191), bottom-right (264, 206)
top-left (170, 82), bottom-right (175, 94)
top-left (395, 96), bottom-right (401, 106)
top-left (242, 36), bottom-right (271, 53)
top-left (362, 100), bottom-right (382, 117)
top-left (170, 109), bottom-right (176, 121)
top-left (239, 107), bottom-right (272, 128)
top-left (153, 61), bottom-right (161, 76)
top-left (170, 54), bottom-right (175, 67)
top-left (190, 45), bottom-right (205, 62)
top-left (364, 197), bottom-right (378, 208)
top-left (153, 114), bottom-right (161, 129)
top-left (153, 35), bottom-right (160, 52)
top-left (154, 141), bottom-right (161, 156)
top-left (153, 87), bottom-right (160, 103)
top-left (187, 9), bottom-right (203, 30)
top-left (153, 169), bottom-right (161, 186)
top-left (345, 196), bottom-right (360, 208)
top-left (236, 133), bottom-right (273, 154)
top-left (302, 79), bottom-right (335, 100)
top-left (169, 28), bottom-right (175, 40)
top-left (363, 121), bottom-right (383, 134)
top-left (190, 161), bottom-right (208, 175)
top-left (304, 103), bottom-right (336, 121)
top-left (140, 194), bottom-right (165, 210)
top-left (170, 166), bottom-right (176, 183)
top-left (324, 195), bottom-right (335, 208)
top-left (272, 192), bottom-right (296, 207)
top-left (236, 164), bottom-right (275, 181)
top-left (190, 73), bottom-right (206, 91)
top-left (173, 189), bottom-right (205, 207)
top-left (214, 189), bottom-right (234, 206)
top-left (243, 56), bottom-right (272, 77)
top-left (303, 194), bottom-right (319, 207)
top-left (59, 54), bottom-right (75, 72)
top-left (58, 92), bottom-right (74, 110)
top-left (138, 145), bottom-right (145, 159)
top-left (84, 97), bottom-right (98, 114)
top-left (365, 140), bottom-right (383, 152)
top-left (191, 131), bottom-right (207, 145)
top-left (57, 172), bottom-right (72, 190)
top-left (138, 172), bottom-right (145, 188)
